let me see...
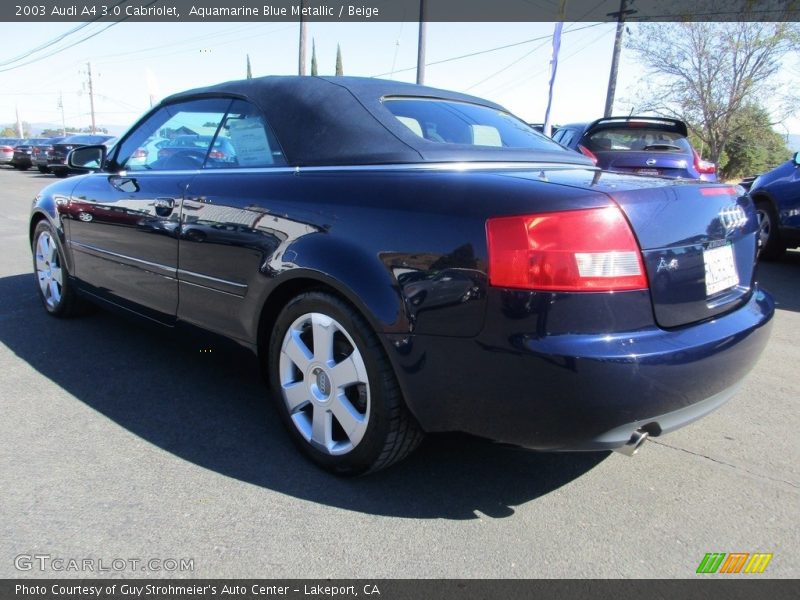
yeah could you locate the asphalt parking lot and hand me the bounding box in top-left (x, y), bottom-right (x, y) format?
top-left (1, 166), bottom-right (798, 579)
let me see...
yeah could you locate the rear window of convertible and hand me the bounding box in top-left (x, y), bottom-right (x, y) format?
top-left (382, 97), bottom-right (563, 151)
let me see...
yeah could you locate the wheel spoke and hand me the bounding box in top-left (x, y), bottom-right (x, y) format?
top-left (311, 313), bottom-right (336, 364)
top-left (283, 330), bottom-right (313, 373)
top-left (49, 280), bottom-right (61, 304)
top-left (331, 393), bottom-right (367, 444)
top-left (50, 266), bottom-right (63, 286)
top-left (37, 271), bottom-right (49, 295)
top-left (48, 240), bottom-right (59, 265)
top-left (282, 382), bottom-right (310, 413)
top-left (310, 407), bottom-right (333, 450)
top-left (330, 354), bottom-right (363, 388)
top-left (35, 254), bottom-right (47, 273)
top-left (37, 235), bottom-right (50, 262)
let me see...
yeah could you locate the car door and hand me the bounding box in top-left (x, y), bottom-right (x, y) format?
top-left (66, 98), bottom-right (234, 323)
top-left (176, 99), bottom-right (294, 341)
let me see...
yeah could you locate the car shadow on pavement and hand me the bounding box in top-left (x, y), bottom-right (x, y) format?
top-left (0, 273), bottom-right (609, 520)
top-left (757, 249), bottom-right (800, 313)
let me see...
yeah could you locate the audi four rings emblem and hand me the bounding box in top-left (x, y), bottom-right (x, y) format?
top-left (719, 205), bottom-right (748, 233)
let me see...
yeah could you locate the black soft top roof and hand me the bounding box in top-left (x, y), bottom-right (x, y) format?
top-left (161, 76), bottom-right (589, 167)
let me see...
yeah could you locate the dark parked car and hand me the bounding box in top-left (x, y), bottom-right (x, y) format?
top-left (11, 138), bottom-right (51, 170)
top-left (32, 136), bottom-right (74, 173)
top-left (29, 76), bottom-right (773, 475)
top-left (748, 152), bottom-right (800, 259)
top-left (155, 135), bottom-right (237, 166)
top-left (48, 134), bottom-right (114, 177)
top-left (0, 137), bottom-right (23, 165)
top-left (552, 116), bottom-right (717, 181)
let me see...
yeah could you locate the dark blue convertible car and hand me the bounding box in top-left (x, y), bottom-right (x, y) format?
top-left (749, 152), bottom-right (800, 259)
top-left (29, 76), bottom-right (773, 474)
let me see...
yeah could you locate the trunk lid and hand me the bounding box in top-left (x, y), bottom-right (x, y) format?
top-left (499, 168), bottom-right (758, 328)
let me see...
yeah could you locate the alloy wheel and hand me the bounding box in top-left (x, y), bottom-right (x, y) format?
top-left (278, 312), bottom-right (370, 455)
top-left (34, 231), bottom-right (63, 310)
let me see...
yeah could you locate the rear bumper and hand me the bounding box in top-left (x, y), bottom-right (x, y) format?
top-left (570, 380), bottom-right (741, 451)
top-left (388, 287), bottom-right (774, 451)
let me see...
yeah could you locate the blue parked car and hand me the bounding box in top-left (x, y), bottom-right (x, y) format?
top-left (552, 116), bottom-right (717, 182)
top-left (749, 152), bottom-right (800, 259)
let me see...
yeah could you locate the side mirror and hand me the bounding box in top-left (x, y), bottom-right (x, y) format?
top-left (67, 145), bottom-right (107, 171)
top-left (793, 151), bottom-right (800, 166)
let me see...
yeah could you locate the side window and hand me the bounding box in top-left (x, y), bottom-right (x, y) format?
top-left (209, 99), bottom-right (286, 169)
top-left (113, 98), bottom-right (232, 171)
top-left (558, 129), bottom-right (575, 147)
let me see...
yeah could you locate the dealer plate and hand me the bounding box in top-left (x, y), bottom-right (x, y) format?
top-left (704, 243), bottom-right (738, 296)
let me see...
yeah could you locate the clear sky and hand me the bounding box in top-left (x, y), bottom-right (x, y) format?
top-left (1, 20), bottom-right (798, 138)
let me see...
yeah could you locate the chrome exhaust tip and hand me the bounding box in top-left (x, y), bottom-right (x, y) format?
top-left (614, 429), bottom-right (649, 457)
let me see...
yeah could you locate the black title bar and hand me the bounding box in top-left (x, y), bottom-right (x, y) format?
top-left (3, 579), bottom-right (800, 600)
top-left (2, 0), bottom-right (798, 22)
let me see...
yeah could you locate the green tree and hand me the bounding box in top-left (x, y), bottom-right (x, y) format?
top-left (311, 39), bottom-right (318, 76)
top-left (1, 122), bottom-right (31, 137)
top-left (718, 105), bottom-right (790, 180)
top-left (78, 126), bottom-right (107, 134)
top-left (335, 44), bottom-right (343, 76)
top-left (626, 21), bottom-right (799, 165)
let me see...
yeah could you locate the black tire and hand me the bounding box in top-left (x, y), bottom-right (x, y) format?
top-left (37, 166), bottom-right (50, 174)
top-left (52, 168), bottom-right (68, 178)
top-left (755, 200), bottom-right (784, 260)
top-left (268, 291), bottom-right (423, 475)
top-left (31, 220), bottom-right (82, 317)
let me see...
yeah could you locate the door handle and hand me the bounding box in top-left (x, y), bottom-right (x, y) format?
top-left (154, 197), bottom-right (175, 216)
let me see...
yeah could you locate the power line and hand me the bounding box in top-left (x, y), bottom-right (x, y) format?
top-left (372, 22), bottom-right (604, 79)
top-left (93, 24), bottom-right (296, 67)
top-left (0, 1), bottom-right (130, 68)
top-left (483, 24), bottom-right (613, 97)
top-left (0, 22), bottom-right (120, 73)
top-left (0, 1), bottom-right (169, 74)
top-left (465, 38), bottom-right (552, 91)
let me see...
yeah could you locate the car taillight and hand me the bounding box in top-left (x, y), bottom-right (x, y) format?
top-left (208, 150), bottom-right (224, 159)
top-left (693, 148), bottom-right (716, 174)
top-left (0, 145), bottom-right (11, 152)
top-left (486, 206), bottom-right (647, 292)
top-left (132, 148), bottom-right (148, 159)
top-left (577, 144), bottom-right (598, 165)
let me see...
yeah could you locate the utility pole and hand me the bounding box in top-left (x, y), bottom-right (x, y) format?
top-left (86, 62), bottom-right (96, 134)
top-left (603, 0), bottom-right (635, 118)
top-left (58, 92), bottom-right (66, 135)
top-left (416, 0), bottom-right (426, 84)
top-left (298, 0), bottom-right (307, 75)
top-left (15, 105), bottom-right (23, 138)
